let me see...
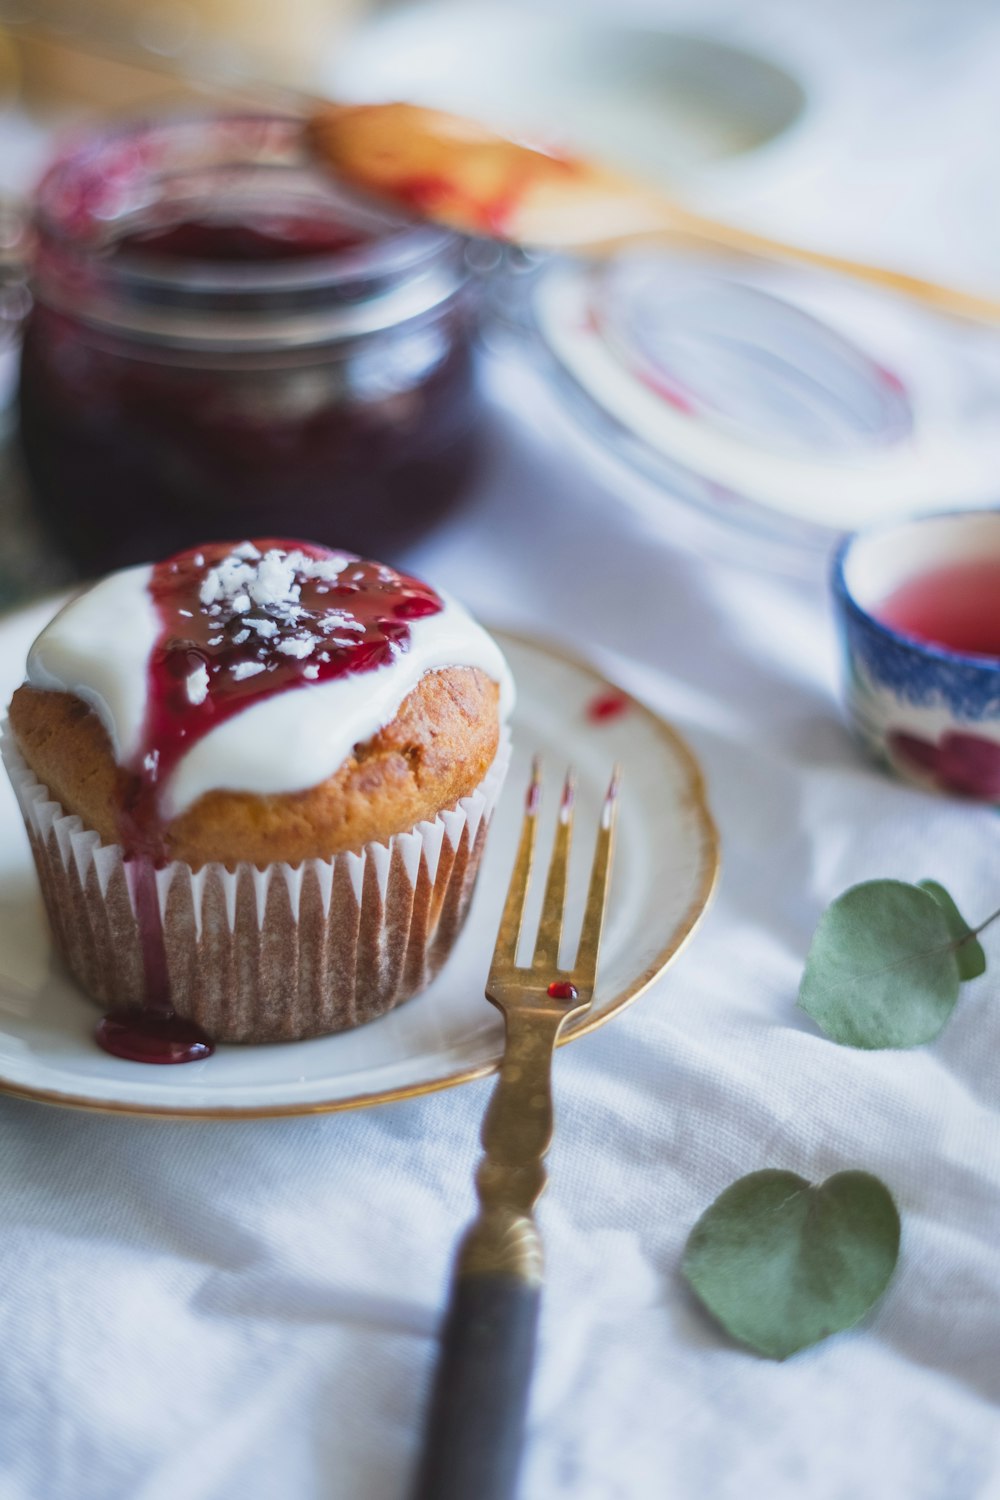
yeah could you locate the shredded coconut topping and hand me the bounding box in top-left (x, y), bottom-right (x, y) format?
top-left (197, 543), bottom-right (350, 618)
top-left (276, 636), bottom-right (318, 659)
top-left (186, 663), bottom-right (209, 706)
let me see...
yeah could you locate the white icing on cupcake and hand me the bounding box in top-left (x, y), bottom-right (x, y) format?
top-left (26, 546), bottom-right (514, 818)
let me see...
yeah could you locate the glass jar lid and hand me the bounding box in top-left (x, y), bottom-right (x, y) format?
top-left (494, 248), bottom-right (1000, 559)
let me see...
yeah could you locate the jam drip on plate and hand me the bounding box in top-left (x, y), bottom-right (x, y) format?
top-left (96, 1011), bottom-right (214, 1065)
top-left (97, 538), bottom-right (444, 1064)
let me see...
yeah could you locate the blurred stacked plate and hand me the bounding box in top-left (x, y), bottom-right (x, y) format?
top-left (329, 2), bottom-right (807, 182)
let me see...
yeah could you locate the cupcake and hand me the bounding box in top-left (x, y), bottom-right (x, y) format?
top-left (3, 539), bottom-right (513, 1058)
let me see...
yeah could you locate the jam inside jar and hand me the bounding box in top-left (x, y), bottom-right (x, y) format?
top-left (18, 115), bottom-right (483, 573)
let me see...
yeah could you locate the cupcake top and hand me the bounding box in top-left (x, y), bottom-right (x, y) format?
top-left (21, 540), bottom-right (513, 851)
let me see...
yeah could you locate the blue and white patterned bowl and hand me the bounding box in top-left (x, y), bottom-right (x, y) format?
top-left (832, 512), bottom-right (1000, 800)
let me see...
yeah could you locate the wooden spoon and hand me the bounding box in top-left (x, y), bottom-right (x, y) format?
top-left (309, 101), bottom-right (1000, 327)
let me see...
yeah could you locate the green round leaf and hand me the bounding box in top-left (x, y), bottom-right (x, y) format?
top-left (798, 879), bottom-right (961, 1048)
top-left (682, 1169), bottom-right (900, 1360)
top-left (918, 880), bottom-right (987, 982)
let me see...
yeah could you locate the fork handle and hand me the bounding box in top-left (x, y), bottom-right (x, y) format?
top-left (411, 1265), bottom-right (540, 1500)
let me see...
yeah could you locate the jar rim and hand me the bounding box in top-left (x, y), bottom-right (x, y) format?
top-left (32, 111), bottom-right (455, 291)
top-left (29, 112), bottom-right (470, 349)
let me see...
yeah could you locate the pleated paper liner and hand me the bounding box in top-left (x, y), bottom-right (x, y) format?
top-left (2, 725), bottom-right (510, 1043)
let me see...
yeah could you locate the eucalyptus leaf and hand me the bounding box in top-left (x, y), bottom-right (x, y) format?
top-left (682, 1169), bottom-right (900, 1360)
top-left (918, 880), bottom-right (986, 981)
top-left (798, 879), bottom-right (962, 1048)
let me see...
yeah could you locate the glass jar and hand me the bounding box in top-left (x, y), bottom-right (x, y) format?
top-left (17, 114), bottom-right (482, 574)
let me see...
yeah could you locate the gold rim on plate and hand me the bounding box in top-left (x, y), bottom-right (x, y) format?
top-left (0, 626), bottom-right (720, 1119)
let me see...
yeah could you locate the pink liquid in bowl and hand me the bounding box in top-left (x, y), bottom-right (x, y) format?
top-left (875, 558), bottom-right (1000, 659)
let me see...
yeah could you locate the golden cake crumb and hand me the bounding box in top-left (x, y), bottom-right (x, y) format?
top-left (9, 667), bottom-right (501, 869)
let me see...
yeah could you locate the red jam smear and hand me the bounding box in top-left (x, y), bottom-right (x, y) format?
top-left (105, 538), bottom-right (443, 1061)
top-left (390, 172), bottom-right (528, 238)
top-left (372, 140), bottom-right (583, 238)
top-left (547, 981), bottom-right (579, 1001)
top-left (586, 691), bottom-right (630, 723)
top-left (118, 214), bottom-right (369, 263)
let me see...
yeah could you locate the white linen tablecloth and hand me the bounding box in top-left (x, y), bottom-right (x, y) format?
top-left (5, 0), bottom-right (1000, 1489)
top-left (2, 347), bottom-right (1000, 1500)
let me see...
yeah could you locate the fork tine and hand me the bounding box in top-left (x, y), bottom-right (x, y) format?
top-left (531, 768), bottom-right (576, 971)
top-left (488, 757), bottom-right (543, 981)
top-left (572, 765), bottom-right (621, 988)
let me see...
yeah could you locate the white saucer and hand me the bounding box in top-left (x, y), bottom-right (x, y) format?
top-left (0, 608), bottom-right (718, 1117)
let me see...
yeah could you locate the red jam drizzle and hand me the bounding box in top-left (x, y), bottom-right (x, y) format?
top-left (586, 691), bottom-right (630, 724)
top-left (118, 214), bottom-right (369, 263)
top-left (103, 538), bottom-right (443, 1062)
top-left (122, 538), bottom-right (442, 858)
top-left (547, 981), bottom-right (579, 1001)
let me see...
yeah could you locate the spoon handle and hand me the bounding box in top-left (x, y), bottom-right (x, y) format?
top-left (609, 203), bottom-right (1000, 327)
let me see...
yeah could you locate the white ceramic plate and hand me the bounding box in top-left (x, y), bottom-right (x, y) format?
top-left (0, 607), bottom-right (717, 1117)
top-left (330, 4), bottom-right (806, 183)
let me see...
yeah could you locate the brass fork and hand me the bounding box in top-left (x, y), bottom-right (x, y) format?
top-left (412, 759), bottom-right (620, 1500)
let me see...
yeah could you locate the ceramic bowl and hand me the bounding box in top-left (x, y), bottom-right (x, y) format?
top-left (832, 511), bottom-right (1000, 800)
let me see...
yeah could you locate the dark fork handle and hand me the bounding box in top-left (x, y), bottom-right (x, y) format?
top-left (411, 1000), bottom-right (561, 1500)
top-left (411, 1268), bottom-right (541, 1500)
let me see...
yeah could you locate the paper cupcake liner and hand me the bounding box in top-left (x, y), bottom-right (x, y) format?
top-left (1, 724), bottom-right (510, 1043)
